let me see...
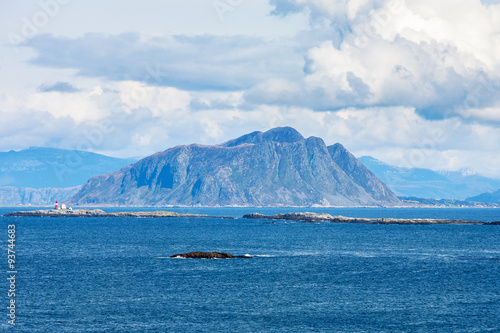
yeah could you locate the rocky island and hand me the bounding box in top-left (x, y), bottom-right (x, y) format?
top-left (3, 209), bottom-right (232, 219)
top-left (67, 127), bottom-right (400, 207)
top-left (243, 212), bottom-right (497, 225)
top-left (170, 251), bottom-right (251, 259)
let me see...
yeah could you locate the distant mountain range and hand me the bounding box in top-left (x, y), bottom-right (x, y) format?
top-left (0, 147), bottom-right (136, 205)
top-left (4, 136), bottom-right (499, 206)
top-left (0, 186), bottom-right (81, 206)
top-left (0, 147), bottom-right (136, 188)
top-left (69, 127), bottom-right (400, 207)
top-left (358, 156), bottom-right (500, 200)
top-left (467, 189), bottom-right (500, 204)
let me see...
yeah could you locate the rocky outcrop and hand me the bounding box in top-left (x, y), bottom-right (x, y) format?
top-left (242, 212), bottom-right (489, 225)
top-left (68, 127), bottom-right (400, 207)
top-left (328, 144), bottom-right (396, 203)
top-left (4, 209), bottom-right (108, 217)
top-left (170, 251), bottom-right (250, 259)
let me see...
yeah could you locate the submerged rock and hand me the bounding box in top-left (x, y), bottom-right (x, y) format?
top-left (170, 251), bottom-right (250, 259)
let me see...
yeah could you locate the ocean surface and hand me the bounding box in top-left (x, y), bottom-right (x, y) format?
top-left (1, 207), bottom-right (499, 332)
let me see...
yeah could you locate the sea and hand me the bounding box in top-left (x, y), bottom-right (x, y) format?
top-left (1, 207), bottom-right (499, 332)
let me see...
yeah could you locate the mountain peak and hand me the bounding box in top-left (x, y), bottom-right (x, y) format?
top-left (330, 142), bottom-right (347, 152)
top-left (261, 127), bottom-right (304, 143)
top-left (221, 126), bottom-right (304, 147)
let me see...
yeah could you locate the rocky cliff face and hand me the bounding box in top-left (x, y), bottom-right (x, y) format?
top-left (68, 127), bottom-right (400, 207)
top-left (328, 144), bottom-right (396, 204)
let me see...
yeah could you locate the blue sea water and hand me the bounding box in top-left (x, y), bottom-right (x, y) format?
top-left (1, 207), bottom-right (499, 332)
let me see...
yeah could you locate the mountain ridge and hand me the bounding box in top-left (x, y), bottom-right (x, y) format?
top-left (0, 186), bottom-right (81, 206)
top-left (358, 156), bottom-right (500, 200)
top-left (467, 189), bottom-right (500, 203)
top-left (0, 147), bottom-right (137, 189)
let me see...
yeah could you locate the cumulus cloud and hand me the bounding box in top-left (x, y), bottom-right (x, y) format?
top-left (23, 2), bottom-right (500, 122)
top-left (264, 0), bottom-right (500, 121)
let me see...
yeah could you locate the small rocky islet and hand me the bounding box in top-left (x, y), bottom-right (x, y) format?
top-left (170, 251), bottom-right (251, 259)
top-left (3, 209), bottom-right (499, 225)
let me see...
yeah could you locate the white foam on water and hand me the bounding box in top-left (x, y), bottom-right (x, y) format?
top-left (251, 254), bottom-right (277, 258)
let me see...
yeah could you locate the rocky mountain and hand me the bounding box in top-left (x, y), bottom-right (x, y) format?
top-left (68, 127), bottom-right (399, 207)
top-left (467, 189), bottom-right (500, 203)
top-left (358, 156), bottom-right (500, 200)
top-left (0, 147), bottom-right (137, 188)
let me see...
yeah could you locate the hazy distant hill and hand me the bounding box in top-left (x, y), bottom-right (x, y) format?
top-left (358, 156), bottom-right (500, 200)
top-left (0, 147), bottom-right (137, 188)
top-left (467, 189), bottom-right (500, 203)
top-left (69, 127), bottom-right (400, 207)
top-left (0, 186), bottom-right (81, 206)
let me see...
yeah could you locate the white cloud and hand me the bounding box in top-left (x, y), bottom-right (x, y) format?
top-left (268, 0), bottom-right (500, 119)
top-left (26, 90), bottom-right (104, 123)
top-left (117, 81), bottom-right (191, 116)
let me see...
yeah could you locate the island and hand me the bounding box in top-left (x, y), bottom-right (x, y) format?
top-left (242, 212), bottom-right (498, 225)
top-left (170, 251), bottom-right (251, 259)
top-left (3, 209), bottom-right (233, 219)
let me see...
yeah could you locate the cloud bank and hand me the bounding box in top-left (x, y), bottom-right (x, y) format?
top-left (1, 0), bottom-right (500, 178)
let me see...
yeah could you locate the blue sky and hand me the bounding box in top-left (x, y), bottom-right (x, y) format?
top-left (1, 0), bottom-right (500, 177)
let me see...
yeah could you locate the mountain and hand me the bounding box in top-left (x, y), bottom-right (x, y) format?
top-left (68, 127), bottom-right (399, 207)
top-left (0, 186), bottom-right (81, 206)
top-left (358, 156), bottom-right (500, 200)
top-left (467, 189), bottom-right (500, 203)
top-left (0, 147), bottom-right (137, 188)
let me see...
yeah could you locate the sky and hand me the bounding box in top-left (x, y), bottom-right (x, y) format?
top-left (1, 0), bottom-right (500, 177)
